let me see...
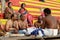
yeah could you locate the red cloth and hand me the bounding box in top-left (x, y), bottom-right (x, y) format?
top-left (18, 8), bottom-right (26, 14)
top-left (20, 9), bottom-right (25, 14)
top-left (27, 13), bottom-right (33, 26)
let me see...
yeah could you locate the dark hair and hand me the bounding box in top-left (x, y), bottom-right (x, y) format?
top-left (20, 14), bottom-right (24, 18)
top-left (38, 15), bottom-right (43, 20)
top-left (43, 8), bottom-right (51, 14)
top-left (38, 16), bottom-right (40, 20)
top-left (21, 3), bottom-right (25, 8)
top-left (8, 2), bottom-right (12, 7)
top-left (11, 14), bottom-right (14, 19)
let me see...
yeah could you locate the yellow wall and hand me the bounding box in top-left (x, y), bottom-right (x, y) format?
top-left (11, 0), bottom-right (60, 17)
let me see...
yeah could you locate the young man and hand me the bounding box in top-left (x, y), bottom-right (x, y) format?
top-left (18, 14), bottom-right (28, 34)
top-left (6, 14), bottom-right (18, 33)
top-left (43, 8), bottom-right (58, 29)
top-left (18, 14), bottom-right (28, 30)
top-left (28, 8), bottom-right (59, 36)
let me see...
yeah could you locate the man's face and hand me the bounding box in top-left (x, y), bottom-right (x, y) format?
top-left (44, 13), bottom-right (48, 16)
top-left (21, 15), bottom-right (26, 21)
top-left (13, 14), bottom-right (17, 20)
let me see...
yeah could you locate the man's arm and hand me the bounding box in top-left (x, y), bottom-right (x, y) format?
top-left (6, 21), bottom-right (10, 32)
top-left (14, 21), bottom-right (19, 30)
top-left (57, 20), bottom-right (60, 29)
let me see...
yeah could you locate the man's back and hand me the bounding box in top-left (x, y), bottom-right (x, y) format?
top-left (45, 15), bottom-right (58, 29)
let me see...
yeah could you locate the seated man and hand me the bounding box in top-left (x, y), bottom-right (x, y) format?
top-left (29, 8), bottom-right (59, 36)
top-left (6, 14), bottom-right (19, 33)
top-left (18, 14), bottom-right (28, 34)
top-left (43, 8), bottom-right (58, 29)
top-left (34, 16), bottom-right (45, 28)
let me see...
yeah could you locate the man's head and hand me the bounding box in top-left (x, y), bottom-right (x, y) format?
top-left (38, 16), bottom-right (43, 22)
top-left (21, 3), bottom-right (26, 8)
top-left (43, 8), bottom-right (51, 16)
top-left (20, 14), bottom-right (26, 21)
top-left (11, 14), bottom-right (17, 20)
top-left (8, 2), bottom-right (12, 8)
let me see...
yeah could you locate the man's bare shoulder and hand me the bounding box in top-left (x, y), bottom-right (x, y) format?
top-left (46, 15), bottom-right (57, 21)
top-left (7, 19), bottom-right (12, 23)
top-left (6, 19), bottom-right (12, 26)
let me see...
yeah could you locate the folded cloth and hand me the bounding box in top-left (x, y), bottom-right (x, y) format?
top-left (26, 27), bottom-right (37, 34)
top-left (43, 29), bottom-right (58, 36)
top-left (24, 27), bottom-right (45, 36)
top-left (18, 27), bottom-right (58, 36)
top-left (31, 28), bottom-right (45, 36)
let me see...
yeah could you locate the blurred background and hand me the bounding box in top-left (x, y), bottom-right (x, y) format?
top-left (0, 0), bottom-right (60, 25)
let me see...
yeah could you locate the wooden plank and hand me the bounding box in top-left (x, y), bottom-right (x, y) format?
top-left (0, 35), bottom-right (60, 40)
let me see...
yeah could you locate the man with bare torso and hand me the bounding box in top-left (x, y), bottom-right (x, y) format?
top-left (18, 14), bottom-right (28, 30)
top-left (34, 16), bottom-right (44, 28)
top-left (6, 14), bottom-right (18, 33)
top-left (43, 8), bottom-right (58, 29)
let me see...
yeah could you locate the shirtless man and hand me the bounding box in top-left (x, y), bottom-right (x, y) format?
top-left (18, 14), bottom-right (28, 30)
top-left (34, 16), bottom-right (45, 28)
top-left (6, 14), bottom-right (18, 32)
top-left (43, 8), bottom-right (58, 29)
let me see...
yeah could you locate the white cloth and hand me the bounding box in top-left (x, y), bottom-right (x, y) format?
top-left (27, 27), bottom-right (37, 34)
top-left (43, 29), bottom-right (58, 36)
top-left (23, 27), bottom-right (58, 36)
